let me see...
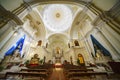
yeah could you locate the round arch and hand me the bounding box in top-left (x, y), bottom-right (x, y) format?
top-left (47, 33), bottom-right (70, 43)
top-left (24, 0), bottom-right (89, 7)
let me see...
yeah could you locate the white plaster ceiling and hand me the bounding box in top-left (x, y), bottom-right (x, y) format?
top-left (47, 33), bottom-right (69, 52)
top-left (43, 4), bottom-right (73, 32)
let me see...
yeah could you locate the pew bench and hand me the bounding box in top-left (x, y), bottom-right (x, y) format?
top-left (0, 73), bottom-right (6, 80)
top-left (67, 72), bottom-right (108, 80)
top-left (21, 69), bottom-right (48, 72)
top-left (21, 69), bottom-right (50, 76)
top-left (5, 72), bottom-right (48, 80)
top-left (65, 69), bottom-right (94, 73)
top-left (64, 69), bottom-right (94, 76)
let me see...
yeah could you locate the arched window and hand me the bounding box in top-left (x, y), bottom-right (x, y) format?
top-left (74, 40), bottom-right (79, 46)
top-left (37, 40), bottom-right (42, 46)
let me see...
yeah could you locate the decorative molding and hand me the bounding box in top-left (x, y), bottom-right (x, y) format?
top-left (88, 2), bottom-right (120, 35)
top-left (0, 0), bottom-right (120, 35)
top-left (0, 5), bottom-right (23, 29)
top-left (108, 0), bottom-right (120, 20)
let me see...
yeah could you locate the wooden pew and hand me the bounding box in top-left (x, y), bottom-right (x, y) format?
top-left (65, 69), bottom-right (94, 74)
top-left (21, 69), bottom-right (48, 72)
top-left (63, 64), bottom-right (86, 70)
top-left (21, 69), bottom-right (50, 75)
top-left (26, 64), bottom-right (53, 75)
top-left (5, 72), bottom-right (48, 80)
top-left (67, 69), bottom-right (94, 73)
top-left (39, 64), bottom-right (53, 75)
top-left (108, 62), bottom-right (120, 74)
top-left (67, 72), bottom-right (108, 80)
top-left (63, 64), bottom-right (92, 73)
top-left (64, 69), bottom-right (94, 79)
top-left (0, 74), bottom-right (6, 80)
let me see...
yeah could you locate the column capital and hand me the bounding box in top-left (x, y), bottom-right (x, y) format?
top-left (93, 28), bottom-right (100, 34)
top-left (0, 5), bottom-right (23, 28)
top-left (84, 38), bottom-right (88, 42)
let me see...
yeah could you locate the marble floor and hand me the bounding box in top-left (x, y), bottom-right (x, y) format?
top-left (48, 68), bottom-right (66, 80)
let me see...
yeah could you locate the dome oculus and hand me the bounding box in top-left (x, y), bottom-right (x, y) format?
top-left (43, 4), bottom-right (73, 32)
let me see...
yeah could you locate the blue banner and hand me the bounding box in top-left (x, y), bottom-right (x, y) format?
top-left (90, 35), bottom-right (111, 56)
top-left (5, 35), bottom-right (25, 56)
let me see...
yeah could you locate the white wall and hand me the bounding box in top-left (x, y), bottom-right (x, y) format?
top-left (100, 24), bottom-right (120, 54)
top-left (0, 0), bottom-right (23, 11)
top-left (92, 0), bottom-right (119, 11)
top-left (0, 24), bottom-right (14, 49)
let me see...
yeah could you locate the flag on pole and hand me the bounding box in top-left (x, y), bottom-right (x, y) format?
top-left (5, 35), bottom-right (25, 56)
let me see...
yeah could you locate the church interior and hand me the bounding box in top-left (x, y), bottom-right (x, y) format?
top-left (0, 0), bottom-right (120, 80)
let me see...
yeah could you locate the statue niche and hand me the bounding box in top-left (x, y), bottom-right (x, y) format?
top-left (74, 40), bottom-right (79, 46)
top-left (29, 54), bottom-right (39, 66)
top-left (77, 53), bottom-right (85, 66)
top-left (54, 47), bottom-right (63, 63)
top-left (37, 40), bottom-right (42, 46)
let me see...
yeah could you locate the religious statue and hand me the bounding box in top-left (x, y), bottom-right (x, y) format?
top-left (54, 47), bottom-right (63, 63)
top-left (37, 40), bottom-right (42, 46)
top-left (55, 47), bottom-right (61, 58)
top-left (29, 54), bottom-right (39, 65)
top-left (96, 49), bottom-right (104, 60)
top-left (43, 56), bottom-right (46, 64)
top-left (46, 43), bottom-right (48, 48)
top-left (70, 56), bottom-right (73, 65)
top-left (10, 49), bottom-right (22, 63)
top-left (56, 47), bottom-right (60, 54)
top-left (77, 53), bottom-right (85, 66)
top-left (68, 43), bottom-right (70, 48)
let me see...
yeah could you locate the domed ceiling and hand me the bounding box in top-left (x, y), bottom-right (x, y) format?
top-left (43, 4), bottom-right (73, 32)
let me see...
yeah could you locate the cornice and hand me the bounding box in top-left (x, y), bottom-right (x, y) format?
top-left (0, 0), bottom-right (120, 35)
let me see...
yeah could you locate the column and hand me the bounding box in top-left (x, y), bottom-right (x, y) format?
top-left (94, 28), bottom-right (120, 61)
top-left (0, 27), bottom-right (15, 49)
top-left (84, 38), bottom-right (94, 62)
top-left (101, 26), bottom-right (120, 54)
top-left (0, 29), bottom-right (21, 59)
top-left (77, 7), bottom-right (88, 27)
top-left (69, 39), bottom-right (74, 47)
top-left (108, 0), bottom-right (120, 18)
top-left (0, 5), bottom-right (23, 26)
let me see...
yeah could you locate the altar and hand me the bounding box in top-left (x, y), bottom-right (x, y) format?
top-left (52, 47), bottom-right (64, 64)
top-left (54, 63), bottom-right (63, 68)
top-left (55, 54), bottom-right (62, 63)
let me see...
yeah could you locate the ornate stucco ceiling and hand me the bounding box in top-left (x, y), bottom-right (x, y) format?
top-left (23, 3), bottom-right (94, 50)
top-left (43, 4), bottom-right (73, 32)
top-left (23, 4), bottom-right (83, 50)
top-left (47, 33), bottom-right (69, 52)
